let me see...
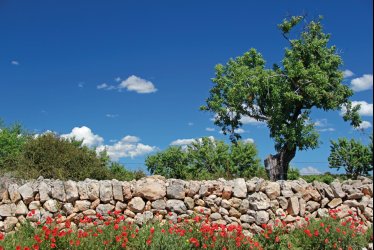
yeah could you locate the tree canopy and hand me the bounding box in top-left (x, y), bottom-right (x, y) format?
top-left (201, 16), bottom-right (360, 180)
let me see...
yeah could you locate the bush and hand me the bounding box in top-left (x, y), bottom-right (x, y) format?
top-left (287, 167), bottom-right (300, 180)
top-left (146, 137), bottom-right (261, 180)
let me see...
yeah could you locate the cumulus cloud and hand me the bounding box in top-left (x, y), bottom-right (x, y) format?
top-left (350, 74), bottom-right (373, 92)
top-left (341, 101), bottom-right (373, 117)
top-left (11, 60), bottom-right (19, 65)
top-left (314, 119), bottom-right (328, 127)
top-left (96, 136), bottom-right (157, 160)
top-left (170, 136), bottom-right (215, 146)
top-left (61, 126), bottom-right (104, 147)
top-left (206, 127), bottom-right (215, 132)
top-left (219, 128), bottom-right (245, 134)
top-left (188, 122), bottom-right (194, 126)
top-left (78, 82), bottom-right (85, 88)
top-left (299, 166), bottom-right (321, 175)
top-left (354, 121), bottom-right (372, 130)
top-left (343, 69), bottom-right (354, 78)
top-left (242, 138), bottom-right (255, 144)
top-left (119, 75), bottom-right (157, 94)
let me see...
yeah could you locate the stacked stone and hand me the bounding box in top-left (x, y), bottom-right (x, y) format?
top-left (0, 175), bottom-right (373, 234)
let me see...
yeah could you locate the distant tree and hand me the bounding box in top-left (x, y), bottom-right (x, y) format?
top-left (287, 167), bottom-right (301, 180)
top-left (201, 16), bottom-right (361, 180)
top-left (145, 137), bottom-right (260, 180)
top-left (328, 137), bottom-right (373, 179)
top-left (145, 146), bottom-right (189, 179)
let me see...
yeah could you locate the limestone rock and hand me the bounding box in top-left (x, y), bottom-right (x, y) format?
top-left (4, 217), bottom-right (18, 233)
top-left (233, 178), bottom-right (247, 198)
top-left (77, 181), bottom-right (89, 200)
top-left (128, 197), bottom-right (145, 213)
top-left (229, 207), bottom-right (241, 218)
top-left (8, 184), bottom-right (21, 203)
top-left (0, 204), bottom-right (16, 217)
top-left (265, 182), bottom-right (280, 200)
top-left (87, 180), bottom-right (100, 201)
top-left (115, 201), bottom-right (127, 211)
top-left (64, 180), bottom-right (79, 203)
top-left (75, 200), bottom-right (91, 212)
top-left (167, 180), bottom-right (185, 200)
top-left (247, 192), bottom-right (271, 210)
top-left (330, 181), bottom-right (346, 198)
top-left (38, 181), bottom-right (51, 202)
top-left (63, 203), bottom-right (74, 215)
top-left (96, 204), bottom-right (114, 215)
top-left (306, 201), bottom-right (320, 213)
top-left (18, 183), bottom-right (35, 204)
top-left (151, 199), bottom-right (166, 210)
top-left (51, 180), bottom-right (66, 202)
top-left (327, 198), bottom-right (342, 208)
top-left (184, 197), bottom-right (194, 210)
top-left (44, 199), bottom-right (59, 213)
top-left (166, 199), bottom-right (187, 214)
top-left (29, 201), bottom-right (41, 210)
top-left (122, 182), bottom-right (132, 200)
top-left (287, 197), bottom-right (300, 216)
top-left (240, 214), bottom-right (255, 223)
top-left (134, 177), bottom-right (166, 201)
top-left (99, 180), bottom-right (113, 203)
top-left (277, 197), bottom-right (288, 210)
top-left (186, 181), bottom-right (200, 197)
top-left (255, 210), bottom-right (269, 225)
top-left (112, 180), bottom-right (124, 202)
top-left (210, 212), bottom-right (222, 221)
top-left (15, 201), bottom-right (28, 215)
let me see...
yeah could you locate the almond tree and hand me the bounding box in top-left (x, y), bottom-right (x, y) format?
top-left (201, 16), bottom-right (361, 180)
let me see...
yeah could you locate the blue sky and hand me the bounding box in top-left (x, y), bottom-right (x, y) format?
top-left (1, 0), bottom-right (372, 175)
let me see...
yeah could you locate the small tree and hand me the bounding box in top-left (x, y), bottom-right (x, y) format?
top-left (201, 16), bottom-right (360, 180)
top-left (328, 137), bottom-right (373, 179)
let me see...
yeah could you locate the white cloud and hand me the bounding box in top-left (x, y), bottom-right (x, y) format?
top-left (106, 114), bottom-right (119, 118)
top-left (188, 122), bottom-right (194, 126)
top-left (119, 75), bottom-right (157, 94)
top-left (242, 138), bottom-right (255, 144)
top-left (341, 101), bottom-right (373, 117)
top-left (11, 60), bottom-right (19, 65)
top-left (206, 127), bottom-right (215, 132)
top-left (78, 82), bottom-right (85, 88)
top-left (115, 77), bottom-right (121, 82)
top-left (343, 69), bottom-right (354, 78)
top-left (61, 126), bottom-right (104, 147)
top-left (299, 166), bottom-right (322, 176)
top-left (314, 118), bottom-right (328, 127)
top-left (317, 128), bottom-right (335, 132)
top-left (219, 128), bottom-right (245, 134)
top-left (240, 116), bottom-right (265, 125)
top-left (355, 121), bottom-right (372, 130)
top-left (97, 83), bottom-right (116, 90)
top-left (96, 136), bottom-right (156, 160)
top-left (97, 83), bottom-right (109, 89)
top-left (350, 74), bottom-right (373, 92)
top-left (170, 136), bottom-right (215, 146)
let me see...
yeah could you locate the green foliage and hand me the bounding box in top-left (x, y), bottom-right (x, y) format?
top-left (302, 173), bottom-right (337, 184)
top-left (15, 132), bottom-right (110, 180)
top-left (107, 161), bottom-right (146, 181)
top-left (328, 137), bottom-right (373, 179)
top-left (287, 167), bottom-right (300, 180)
top-left (145, 146), bottom-right (189, 179)
top-left (0, 120), bottom-right (29, 170)
top-left (201, 15), bottom-right (361, 180)
top-left (146, 137), bottom-right (260, 180)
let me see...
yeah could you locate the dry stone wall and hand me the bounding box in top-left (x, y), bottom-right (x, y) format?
top-left (0, 175), bottom-right (373, 234)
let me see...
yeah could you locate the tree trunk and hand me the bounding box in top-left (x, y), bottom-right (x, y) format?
top-left (264, 146), bottom-right (296, 181)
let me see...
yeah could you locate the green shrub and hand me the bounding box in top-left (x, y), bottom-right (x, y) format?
top-left (146, 137), bottom-right (261, 180)
top-left (287, 167), bottom-right (300, 180)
